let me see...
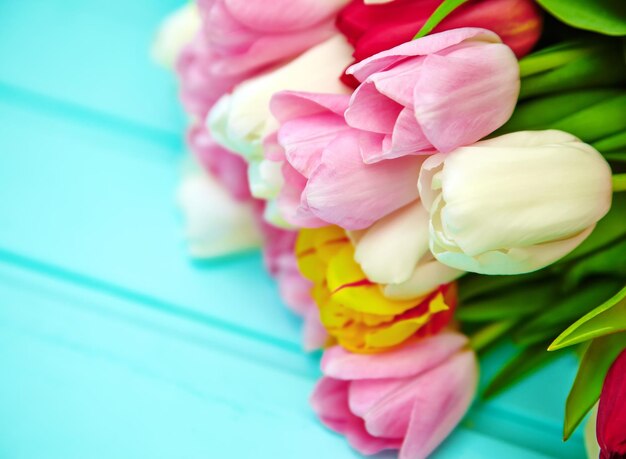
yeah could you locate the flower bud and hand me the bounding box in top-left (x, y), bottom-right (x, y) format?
top-left (419, 130), bottom-right (613, 275)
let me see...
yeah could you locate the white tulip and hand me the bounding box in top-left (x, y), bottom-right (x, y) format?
top-left (207, 34), bottom-right (353, 210)
top-left (419, 130), bottom-right (613, 275)
top-left (351, 201), bottom-right (464, 299)
top-left (178, 158), bottom-right (261, 258)
top-left (152, 3), bottom-right (201, 68)
top-left (208, 34), bottom-right (352, 162)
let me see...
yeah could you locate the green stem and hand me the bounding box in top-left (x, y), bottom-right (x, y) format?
top-left (413, 0), bottom-right (469, 39)
top-left (470, 320), bottom-right (517, 353)
top-left (613, 174), bottom-right (626, 192)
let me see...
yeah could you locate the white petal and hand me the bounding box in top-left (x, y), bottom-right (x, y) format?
top-left (353, 201), bottom-right (428, 284)
top-left (178, 158), bottom-right (261, 258)
top-left (152, 3), bottom-right (201, 68)
top-left (208, 35), bottom-right (354, 159)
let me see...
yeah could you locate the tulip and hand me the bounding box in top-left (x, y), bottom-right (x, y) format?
top-left (337, 0), bottom-right (542, 87)
top-left (310, 331), bottom-right (478, 458)
top-left (296, 226), bottom-right (456, 352)
top-left (346, 27), bottom-right (520, 161)
top-left (152, 3), bottom-right (201, 69)
top-left (208, 35), bottom-right (353, 160)
top-left (177, 158), bottom-right (261, 258)
top-left (351, 201), bottom-right (464, 299)
top-left (176, 0), bottom-right (348, 118)
top-left (270, 90), bottom-right (423, 229)
top-left (208, 35), bottom-right (354, 211)
top-left (597, 348), bottom-right (626, 459)
top-left (419, 130), bottom-right (613, 275)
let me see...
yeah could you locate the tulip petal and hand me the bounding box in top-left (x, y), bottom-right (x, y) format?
top-left (597, 349), bottom-right (626, 456)
top-left (321, 331), bottom-right (469, 380)
top-left (345, 81), bottom-right (403, 134)
top-left (278, 162), bottom-right (327, 228)
top-left (279, 112), bottom-right (351, 177)
top-left (348, 27), bottom-right (501, 83)
top-left (348, 378), bottom-right (405, 418)
top-left (354, 202), bottom-right (430, 285)
top-left (310, 377), bottom-right (402, 455)
top-left (399, 350), bottom-right (478, 459)
top-left (223, 0), bottom-right (348, 32)
top-left (383, 255), bottom-right (463, 300)
top-left (305, 134), bottom-right (423, 230)
top-left (270, 91), bottom-right (350, 123)
top-left (413, 42), bottom-right (519, 153)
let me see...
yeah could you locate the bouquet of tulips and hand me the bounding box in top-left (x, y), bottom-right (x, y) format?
top-left (154, 0), bottom-right (626, 457)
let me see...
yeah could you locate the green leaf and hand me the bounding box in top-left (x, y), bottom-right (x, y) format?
top-left (458, 280), bottom-right (557, 322)
top-left (563, 332), bottom-right (626, 440)
top-left (483, 343), bottom-right (562, 399)
top-left (593, 131), bottom-right (626, 153)
top-left (497, 89), bottom-right (626, 144)
top-left (614, 174), bottom-right (626, 192)
top-left (514, 279), bottom-right (623, 346)
top-left (458, 271), bottom-right (549, 303)
top-left (605, 152), bottom-right (626, 162)
top-left (413, 0), bottom-right (469, 39)
top-left (519, 42), bottom-right (626, 100)
top-left (550, 284), bottom-right (626, 350)
top-left (563, 238), bottom-right (626, 288)
top-left (536, 0), bottom-right (626, 36)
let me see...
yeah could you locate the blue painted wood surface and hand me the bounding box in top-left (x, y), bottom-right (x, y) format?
top-left (0, 1), bottom-right (587, 457)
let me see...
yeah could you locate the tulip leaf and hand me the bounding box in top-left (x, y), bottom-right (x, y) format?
top-left (458, 280), bottom-right (557, 322)
top-left (559, 192), bottom-right (626, 263)
top-left (514, 279), bottom-right (623, 347)
top-left (519, 42), bottom-right (626, 99)
top-left (604, 152), bottom-right (626, 162)
top-left (563, 333), bottom-right (626, 440)
top-left (458, 271), bottom-right (549, 303)
top-left (593, 131), bottom-right (626, 154)
top-left (563, 238), bottom-right (626, 289)
top-left (535, 0), bottom-right (626, 36)
top-left (614, 174), bottom-right (626, 192)
top-left (497, 89), bottom-right (626, 144)
top-left (549, 284), bottom-right (626, 350)
top-left (483, 343), bottom-right (562, 399)
top-left (413, 0), bottom-right (469, 39)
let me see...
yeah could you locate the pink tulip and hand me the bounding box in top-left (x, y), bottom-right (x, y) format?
top-left (269, 91), bottom-right (423, 230)
top-left (187, 124), bottom-right (251, 202)
top-left (346, 27), bottom-right (520, 162)
top-left (311, 331), bottom-right (478, 458)
top-left (176, 0), bottom-right (348, 118)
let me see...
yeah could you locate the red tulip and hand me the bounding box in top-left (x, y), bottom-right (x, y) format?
top-left (597, 348), bottom-right (626, 459)
top-left (336, 0), bottom-right (542, 87)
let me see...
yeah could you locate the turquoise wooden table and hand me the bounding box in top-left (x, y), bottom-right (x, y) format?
top-left (0, 1), bottom-right (587, 457)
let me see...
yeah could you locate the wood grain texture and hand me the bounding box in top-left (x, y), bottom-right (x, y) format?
top-left (0, 1), bottom-right (587, 457)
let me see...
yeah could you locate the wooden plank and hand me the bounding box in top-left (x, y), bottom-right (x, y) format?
top-left (0, 262), bottom-right (579, 458)
top-left (0, 0), bottom-right (186, 134)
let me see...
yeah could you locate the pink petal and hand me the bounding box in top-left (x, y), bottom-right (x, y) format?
top-left (348, 27), bottom-right (501, 83)
top-left (278, 162), bottom-right (327, 228)
top-left (279, 112), bottom-right (352, 177)
top-left (321, 331), bottom-right (469, 380)
top-left (345, 81), bottom-right (403, 134)
top-left (399, 350), bottom-right (478, 459)
top-left (270, 91), bottom-right (350, 123)
top-left (386, 107), bottom-right (432, 159)
top-left (414, 42), bottom-right (519, 153)
top-left (311, 378), bottom-right (401, 455)
top-left (348, 378), bottom-right (405, 418)
top-left (305, 134), bottom-right (422, 230)
top-left (223, 0), bottom-right (347, 32)
top-left (369, 57), bottom-right (424, 107)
